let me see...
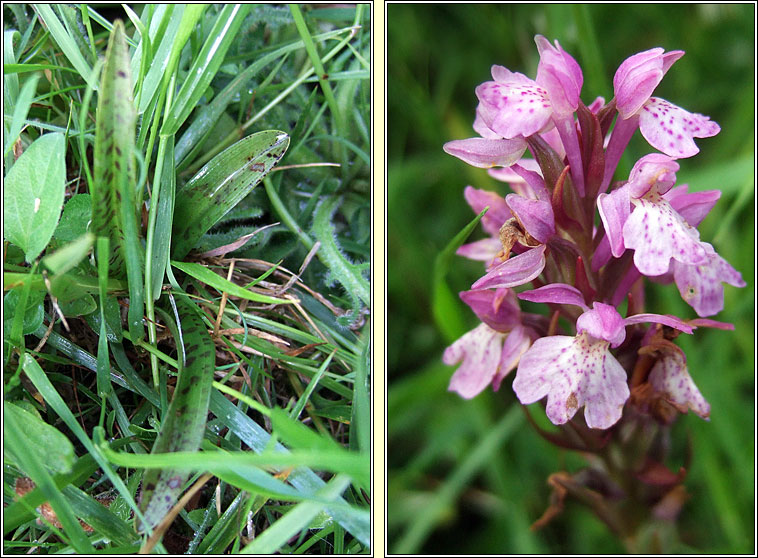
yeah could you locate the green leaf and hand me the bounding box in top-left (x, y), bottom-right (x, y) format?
top-left (209, 392), bottom-right (370, 546)
top-left (270, 407), bottom-right (341, 453)
top-left (4, 401), bottom-right (76, 475)
top-left (91, 20), bottom-right (138, 277)
top-left (91, 20), bottom-right (144, 341)
top-left (171, 130), bottom-right (289, 259)
top-left (85, 296), bottom-right (123, 343)
top-left (171, 260), bottom-right (293, 305)
top-left (20, 353), bottom-right (148, 530)
top-left (433, 208), bottom-right (487, 343)
top-left (148, 136), bottom-right (175, 301)
top-left (3, 132), bottom-right (66, 262)
top-left (133, 5), bottom-right (181, 113)
top-left (3, 287), bottom-right (45, 337)
top-left (4, 29), bottom-right (21, 113)
top-left (173, 28), bottom-right (349, 167)
top-left (54, 194), bottom-right (92, 243)
top-left (59, 294), bottom-right (97, 317)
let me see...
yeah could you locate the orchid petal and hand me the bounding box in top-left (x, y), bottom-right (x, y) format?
top-left (688, 318), bottom-right (735, 331)
top-left (488, 159), bottom-right (543, 191)
top-left (518, 283), bottom-right (588, 310)
top-left (473, 106), bottom-right (501, 139)
top-left (623, 312), bottom-right (694, 334)
top-left (492, 325), bottom-right (532, 391)
top-left (475, 81), bottom-right (553, 138)
top-left (672, 243), bottom-right (746, 317)
top-left (587, 96), bottom-right (606, 113)
top-left (626, 153), bottom-right (679, 198)
top-left (506, 194), bottom-right (555, 243)
top-left (456, 238), bottom-right (502, 262)
top-left (443, 137), bottom-right (528, 168)
top-left (576, 302), bottom-right (627, 347)
top-left (665, 185), bottom-right (721, 228)
top-left (463, 186), bottom-right (511, 236)
top-left (444, 323), bottom-right (504, 399)
top-left (509, 163), bottom-right (551, 201)
top-left (472, 244), bottom-right (546, 290)
top-left (535, 35), bottom-right (583, 117)
top-left (460, 288), bottom-right (521, 332)
top-left (639, 98), bottom-right (720, 158)
top-left (614, 48), bottom-right (684, 119)
top-left (597, 185), bottom-right (632, 258)
top-left (649, 345), bottom-right (710, 419)
top-left (623, 198), bottom-right (707, 276)
top-left (513, 333), bottom-right (629, 429)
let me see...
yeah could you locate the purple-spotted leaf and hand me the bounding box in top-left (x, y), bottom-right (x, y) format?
top-left (138, 297), bottom-right (215, 532)
top-left (171, 130), bottom-right (289, 259)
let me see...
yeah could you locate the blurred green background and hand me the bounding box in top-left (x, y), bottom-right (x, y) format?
top-left (387, 4), bottom-right (754, 554)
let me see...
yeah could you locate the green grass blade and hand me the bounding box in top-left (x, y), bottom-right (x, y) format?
top-left (3, 437), bottom-right (134, 534)
top-left (3, 29), bottom-right (21, 112)
top-left (171, 260), bottom-right (293, 305)
top-left (96, 236), bottom-right (111, 397)
top-left (351, 327), bottom-right (370, 455)
top-left (133, 4), bottom-right (181, 114)
top-left (33, 4), bottom-right (96, 90)
top-left (171, 130), bottom-right (289, 259)
top-left (240, 475), bottom-right (352, 554)
top-left (209, 391), bottom-right (370, 546)
top-left (433, 208), bottom-right (487, 343)
top-left (159, 4), bottom-right (250, 137)
top-left (148, 136), bottom-right (176, 301)
top-left (4, 73), bottom-right (39, 156)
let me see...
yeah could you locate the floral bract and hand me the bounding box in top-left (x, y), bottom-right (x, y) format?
top-left (442, 35), bottom-right (745, 432)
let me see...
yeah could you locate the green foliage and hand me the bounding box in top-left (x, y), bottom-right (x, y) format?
top-left (3, 132), bottom-right (66, 262)
top-left (388, 3), bottom-right (754, 555)
top-left (4, 401), bottom-right (76, 475)
top-left (171, 130), bottom-right (289, 259)
top-left (4, 4), bottom-right (369, 553)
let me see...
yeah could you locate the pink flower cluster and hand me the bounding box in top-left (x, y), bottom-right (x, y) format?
top-left (442, 36), bottom-right (745, 430)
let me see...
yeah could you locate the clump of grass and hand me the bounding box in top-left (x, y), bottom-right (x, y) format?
top-left (3, 4), bottom-right (370, 554)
